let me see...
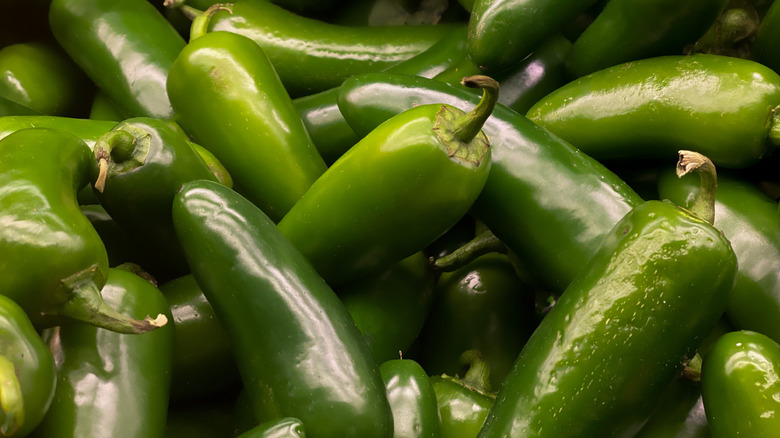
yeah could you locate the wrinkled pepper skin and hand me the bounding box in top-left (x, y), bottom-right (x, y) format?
top-left (167, 31), bottom-right (326, 223)
top-left (477, 201), bottom-right (738, 437)
top-left (0, 295), bottom-right (56, 437)
top-left (566, 0), bottom-right (727, 77)
top-left (337, 73), bottom-right (642, 292)
top-left (380, 359), bottom-right (442, 438)
top-left (31, 267), bottom-right (175, 438)
top-left (202, 0), bottom-right (459, 96)
top-left (430, 375), bottom-right (494, 438)
top-left (278, 98), bottom-right (492, 287)
top-left (658, 170), bottom-right (780, 344)
top-left (702, 330), bottom-right (780, 437)
top-left (468, 0), bottom-right (598, 73)
top-left (172, 180), bottom-right (394, 438)
top-left (527, 55), bottom-right (780, 168)
top-left (49, 0), bottom-right (185, 119)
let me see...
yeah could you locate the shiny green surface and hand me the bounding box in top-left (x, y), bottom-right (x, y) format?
top-left (380, 359), bottom-right (441, 438)
top-left (49, 0), bottom-right (185, 119)
top-left (0, 128), bottom-right (108, 328)
top-left (527, 55), bottom-right (780, 168)
top-left (172, 180), bottom-right (394, 438)
top-left (0, 116), bottom-right (114, 149)
top-left (658, 170), bottom-right (780, 344)
top-left (206, 0), bottom-right (459, 96)
top-left (477, 201), bottom-right (738, 437)
top-left (167, 31), bottom-right (326, 223)
top-left (430, 375), bottom-right (494, 438)
top-left (336, 72), bottom-right (642, 292)
top-left (32, 268), bottom-right (175, 438)
top-left (702, 330), bottom-right (780, 437)
top-left (278, 103), bottom-right (491, 287)
top-left (238, 418), bottom-right (307, 438)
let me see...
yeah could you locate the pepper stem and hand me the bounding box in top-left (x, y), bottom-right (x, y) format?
top-left (675, 150), bottom-right (717, 224)
top-left (459, 349), bottom-right (493, 394)
top-left (189, 4), bottom-right (233, 41)
top-left (0, 356), bottom-right (23, 437)
top-left (50, 264), bottom-right (168, 334)
top-left (452, 76), bottom-right (500, 143)
top-left (93, 125), bottom-right (152, 193)
top-left (681, 353), bottom-right (703, 382)
top-left (433, 230), bottom-right (507, 272)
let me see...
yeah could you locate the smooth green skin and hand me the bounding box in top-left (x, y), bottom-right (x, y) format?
top-left (205, 0), bottom-right (459, 96)
top-left (32, 268), bottom-right (175, 438)
top-left (752, 0), bottom-right (780, 73)
top-left (0, 128), bottom-right (108, 328)
top-left (340, 252), bottom-right (436, 364)
top-left (658, 170), bottom-right (780, 344)
top-left (430, 375), bottom-right (494, 438)
top-left (414, 253), bottom-right (535, 391)
top-left (527, 54), bottom-right (780, 168)
top-left (0, 42), bottom-right (92, 117)
top-left (477, 201), bottom-right (738, 437)
top-left (172, 180), bottom-right (394, 438)
top-left (702, 330), bottom-right (780, 437)
top-left (89, 90), bottom-right (124, 122)
top-left (566, 0), bottom-right (727, 77)
top-left (0, 96), bottom-right (39, 117)
top-left (167, 31), bottom-right (326, 223)
top-left (336, 73), bottom-right (642, 292)
top-left (278, 103), bottom-right (491, 287)
top-left (49, 0), bottom-right (185, 119)
top-left (468, 0), bottom-right (599, 73)
top-left (0, 295), bottom-right (56, 437)
top-left (160, 274), bottom-right (241, 402)
top-left (0, 116), bottom-right (114, 149)
top-left (238, 418), bottom-right (307, 438)
top-left (94, 117), bottom-right (218, 277)
top-left (380, 359), bottom-right (442, 438)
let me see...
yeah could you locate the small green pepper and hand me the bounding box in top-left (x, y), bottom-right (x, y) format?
top-left (431, 351), bottom-right (495, 438)
top-left (380, 358), bottom-right (441, 438)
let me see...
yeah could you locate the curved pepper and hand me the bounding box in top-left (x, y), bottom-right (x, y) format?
top-left (49, 0), bottom-right (185, 119)
top-left (477, 152), bottom-right (738, 437)
top-left (279, 76), bottom-right (495, 286)
top-left (167, 27), bottom-right (327, 222)
top-left (0, 116), bottom-right (113, 148)
top-left (527, 54), bottom-right (780, 168)
top-left (702, 330), bottom-right (780, 437)
top-left (380, 358), bottom-right (441, 438)
top-left (172, 179), bottom-right (394, 438)
top-left (31, 266), bottom-right (175, 438)
top-left (0, 128), bottom-right (165, 333)
top-left (336, 72), bottom-right (642, 292)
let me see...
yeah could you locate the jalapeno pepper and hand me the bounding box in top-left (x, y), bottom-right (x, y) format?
top-left (380, 358), bottom-right (441, 438)
top-left (431, 351), bottom-right (495, 438)
top-left (172, 179), bottom-right (394, 437)
top-left (0, 116), bottom-right (114, 148)
top-left (527, 54), bottom-right (780, 168)
top-left (477, 152), bottom-right (738, 437)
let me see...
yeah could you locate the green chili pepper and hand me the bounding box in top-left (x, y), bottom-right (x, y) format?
top-left (527, 54), bottom-right (780, 168)
top-left (477, 151), bottom-right (738, 437)
top-left (336, 72), bottom-right (642, 292)
top-left (31, 266), bottom-right (175, 438)
top-left (752, 0), bottom-right (780, 73)
top-left (0, 294), bottom-right (56, 437)
top-left (49, 0), bottom-right (185, 119)
top-left (167, 26), bottom-right (327, 223)
top-left (565, 0), bottom-right (727, 77)
top-left (702, 330), bottom-right (780, 437)
top-left (0, 128), bottom-right (166, 333)
top-left (172, 179), bottom-right (394, 437)
top-left (279, 75), bottom-right (495, 287)
top-left (0, 116), bottom-right (114, 149)
top-left (0, 42), bottom-right (92, 117)
top-left (380, 358), bottom-right (441, 438)
top-left (237, 418), bottom-right (307, 438)
top-left (176, 0), bottom-right (459, 97)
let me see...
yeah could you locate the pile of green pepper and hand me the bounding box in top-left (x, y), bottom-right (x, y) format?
top-left (1, 0), bottom-right (780, 436)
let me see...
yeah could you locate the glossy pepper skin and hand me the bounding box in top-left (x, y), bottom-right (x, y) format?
top-left (167, 30), bottom-right (326, 223)
top-left (658, 170), bottom-right (780, 344)
top-left (477, 192), bottom-right (738, 436)
top-left (468, 0), bottom-right (599, 73)
top-left (380, 359), bottom-right (442, 438)
top-left (31, 267), bottom-right (175, 438)
top-left (0, 294), bottom-right (56, 437)
top-left (527, 54), bottom-right (780, 168)
top-left (237, 418), bottom-right (306, 438)
top-left (49, 0), bottom-right (185, 119)
top-left (336, 72), bottom-right (642, 292)
top-left (279, 77), bottom-right (494, 287)
top-left (195, 0), bottom-right (459, 96)
top-left (172, 180), bottom-right (394, 438)
top-left (0, 116), bottom-right (114, 149)
top-left (702, 330), bottom-right (780, 437)
top-left (565, 0), bottom-right (727, 77)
